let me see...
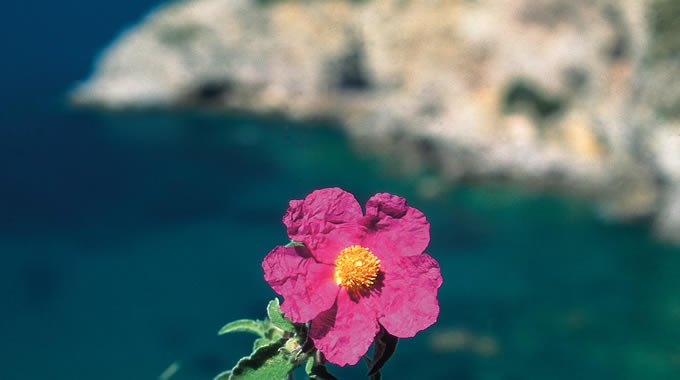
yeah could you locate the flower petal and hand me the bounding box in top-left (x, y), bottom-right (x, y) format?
top-left (262, 245), bottom-right (339, 323)
top-left (283, 187), bottom-right (364, 263)
top-left (369, 253), bottom-right (442, 338)
top-left (360, 193), bottom-right (430, 259)
top-left (309, 289), bottom-right (380, 366)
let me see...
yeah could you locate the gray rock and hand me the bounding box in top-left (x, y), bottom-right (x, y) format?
top-left (71, 0), bottom-right (680, 241)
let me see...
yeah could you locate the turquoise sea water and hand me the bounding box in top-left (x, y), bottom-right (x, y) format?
top-left (2, 110), bottom-right (680, 380)
top-left (2, 1), bottom-right (680, 379)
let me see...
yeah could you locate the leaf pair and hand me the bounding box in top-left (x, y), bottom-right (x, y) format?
top-left (217, 298), bottom-right (298, 380)
top-left (217, 298), bottom-right (399, 380)
top-left (223, 337), bottom-right (296, 380)
top-left (218, 299), bottom-right (295, 337)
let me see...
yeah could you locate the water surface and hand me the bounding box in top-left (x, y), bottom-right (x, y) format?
top-left (2, 0), bottom-right (680, 378)
top-left (2, 108), bottom-right (680, 380)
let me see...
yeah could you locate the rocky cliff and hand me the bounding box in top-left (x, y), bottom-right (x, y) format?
top-left (71, 0), bottom-right (680, 240)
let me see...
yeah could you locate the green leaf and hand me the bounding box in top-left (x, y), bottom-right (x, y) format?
top-left (259, 319), bottom-right (280, 340)
top-left (218, 319), bottom-right (265, 338)
top-left (252, 337), bottom-right (270, 351)
top-left (305, 356), bottom-right (314, 375)
top-left (284, 240), bottom-right (305, 247)
top-left (267, 298), bottom-right (295, 332)
top-left (305, 352), bottom-right (339, 380)
top-left (213, 370), bottom-right (231, 380)
top-left (230, 338), bottom-right (296, 380)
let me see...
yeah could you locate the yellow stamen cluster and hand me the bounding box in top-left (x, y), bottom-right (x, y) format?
top-left (334, 245), bottom-right (381, 291)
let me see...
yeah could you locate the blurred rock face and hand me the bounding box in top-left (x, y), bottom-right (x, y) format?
top-left (72, 0), bottom-right (680, 240)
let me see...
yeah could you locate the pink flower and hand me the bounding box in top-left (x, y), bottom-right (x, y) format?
top-left (262, 188), bottom-right (442, 366)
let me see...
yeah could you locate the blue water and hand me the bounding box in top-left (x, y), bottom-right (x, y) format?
top-left (3, 1), bottom-right (680, 379)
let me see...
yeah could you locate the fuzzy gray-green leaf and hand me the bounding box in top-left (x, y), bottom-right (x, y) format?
top-left (252, 337), bottom-right (270, 351)
top-left (284, 240), bottom-right (305, 247)
top-left (213, 370), bottom-right (231, 380)
top-left (218, 319), bottom-right (264, 337)
top-left (267, 298), bottom-right (295, 332)
top-left (305, 356), bottom-right (316, 378)
top-left (229, 338), bottom-right (295, 380)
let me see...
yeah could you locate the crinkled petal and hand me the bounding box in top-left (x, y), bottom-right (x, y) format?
top-left (283, 187), bottom-right (364, 263)
top-left (309, 289), bottom-right (379, 366)
top-left (360, 193), bottom-right (430, 260)
top-left (262, 245), bottom-right (339, 323)
top-left (368, 253), bottom-right (442, 338)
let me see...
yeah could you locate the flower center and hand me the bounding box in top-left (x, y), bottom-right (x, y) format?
top-left (334, 245), bottom-right (381, 291)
